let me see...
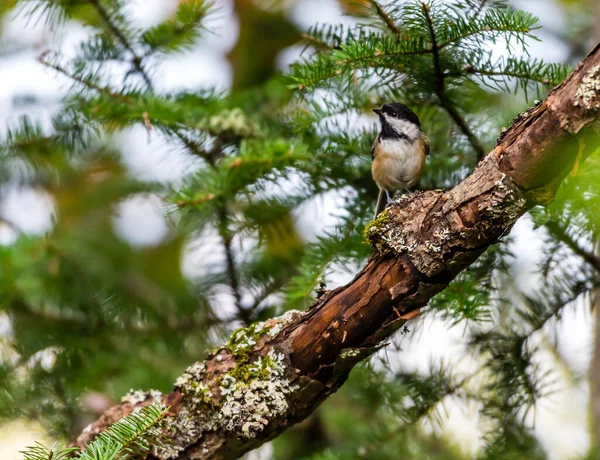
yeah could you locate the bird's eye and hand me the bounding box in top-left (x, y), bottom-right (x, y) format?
top-left (391, 111), bottom-right (397, 117)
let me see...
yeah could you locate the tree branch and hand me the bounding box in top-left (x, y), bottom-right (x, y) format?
top-left (75, 43), bottom-right (600, 459)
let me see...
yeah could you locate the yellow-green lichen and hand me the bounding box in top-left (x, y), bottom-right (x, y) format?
top-left (226, 321), bottom-right (270, 361)
top-left (229, 351), bottom-right (277, 383)
top-left (363, 209), bottom-right (391, 246)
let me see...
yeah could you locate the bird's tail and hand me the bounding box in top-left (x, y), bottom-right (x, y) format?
top-left (374, 189), bottom-right (388, 219)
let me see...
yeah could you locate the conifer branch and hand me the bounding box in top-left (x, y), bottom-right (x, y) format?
top-left (39, 53), bottom-right (131, 104)
top-left (359, 364), bottom-right (486, 455)
top-left (422, 3), bottom-right (443, 96)
top-left (86, 0), bottom-right (154, 90)
top-left (545, 220), bottom-right (600, 272)
top-left (76, 42), bottom-right (600, 459)
top-left (368, 0), bottom-right (402, 37)
top-left (473, 0), bottom-right (490, 17)
top-left (21, 404), bottom-right (169, 460)
top-left (446, 68), bottom-right (556, 87)
top-left (422, 2), bottom-right (486, 159)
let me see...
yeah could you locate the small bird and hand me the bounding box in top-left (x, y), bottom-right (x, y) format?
top-left (371, 102), bottom-right (429, 218)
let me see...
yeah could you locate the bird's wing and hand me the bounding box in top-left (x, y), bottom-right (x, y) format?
top-left (421, 132), bottom-right (430, 156)
top-left (370, 137), bottom-right (378, 160)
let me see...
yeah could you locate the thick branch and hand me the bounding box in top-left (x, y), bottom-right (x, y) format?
top-left (76, 43), bottom-right (600, 459)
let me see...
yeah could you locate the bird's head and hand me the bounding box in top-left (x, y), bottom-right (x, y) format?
top-left (373, 102), bottom-right (421, 140)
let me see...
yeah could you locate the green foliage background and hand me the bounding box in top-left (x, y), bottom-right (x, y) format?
top-left (1, 0), bottom-right (599, 458)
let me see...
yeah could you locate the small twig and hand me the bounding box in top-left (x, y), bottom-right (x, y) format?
top-left (176, 193), bottom-right (217, 208)
top-left (174, 131), bottom-right (224, 167)
top-left (300, 33), bottom-right (336, 51)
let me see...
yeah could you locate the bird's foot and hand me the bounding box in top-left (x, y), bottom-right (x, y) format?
top-left (385, 190), bottom-right (394, 204)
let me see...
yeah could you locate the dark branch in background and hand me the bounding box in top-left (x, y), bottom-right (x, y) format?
top-left (41, 49), bottom-right (252, 328)
top-left (41, 51), bottom-right (250, 329)
top-left (174, 131), bottom-right (225, 168)
top-left (87, 0), bottom-right (154, 90)
top-left (422, 2), bottom-right (486, 160)
top-left (525, 281), bottom-right (599, 339)
top-left (472, 0), bottom-right (490, 17)
top-left (39, 53), bottom-right (131, 104)
top-left (442, 101), bottom-right (486, 159)
top-left (545, 220), bottom-right (600, 272)
top-left (75, 43), bottom-right (600, 459)
top-left (359, 364), bottom-right (485, 456)
top-left (175, 129), bottom-right (250, 322)
top-left (217, 202), bottom-right (252, 325)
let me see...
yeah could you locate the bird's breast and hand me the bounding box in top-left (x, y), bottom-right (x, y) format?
top-left (372, 138), bottom-right (426, 190)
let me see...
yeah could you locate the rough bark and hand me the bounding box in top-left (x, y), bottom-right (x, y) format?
top-left (76, 44), bottom-right (600, 459)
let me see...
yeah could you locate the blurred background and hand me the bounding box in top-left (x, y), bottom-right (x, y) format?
top-left (1, 0), bottom-right (599, 459)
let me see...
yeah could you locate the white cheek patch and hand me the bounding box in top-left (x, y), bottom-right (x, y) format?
top-left (383, 114), bottom-right (420, 140)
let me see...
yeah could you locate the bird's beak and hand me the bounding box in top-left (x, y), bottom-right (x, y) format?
top-left (372, 108), bottom-right (382, 115)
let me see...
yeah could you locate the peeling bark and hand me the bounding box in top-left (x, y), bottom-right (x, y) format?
top-left (76, 44), bottom-right (600, 459)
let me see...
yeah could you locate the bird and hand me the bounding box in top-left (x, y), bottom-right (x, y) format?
top-left (371, 102), bottom-right (429, 218)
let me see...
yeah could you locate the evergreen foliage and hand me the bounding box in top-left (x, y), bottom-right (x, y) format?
top-left (20, 403), bottom-right (169, 460)
top-left (0, 0), bottom-right (598, 458)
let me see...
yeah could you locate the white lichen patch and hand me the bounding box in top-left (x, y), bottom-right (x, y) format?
top-left (494, 172), bottom-right (508, 188)
top-left (380, 224), bottom-right (417, 254)
top-left (174, 361), bottom-right (216, 412)
top-left (267, 310), bottom-right (304, 337)
top-left (432, 227), bottom-right (451, 241)
top-left (217, 350), bottom-right (296, 439)
top-left (424, 241), bottom-right (442, 253)
top-left (574, 64), bottom-right (600, 110)
top-left (121, 388), bottom-right (163, 406)
top-left (175, 362), bottom-right (206, 389)
top-left (153, 407), bottom-right (206, 460)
